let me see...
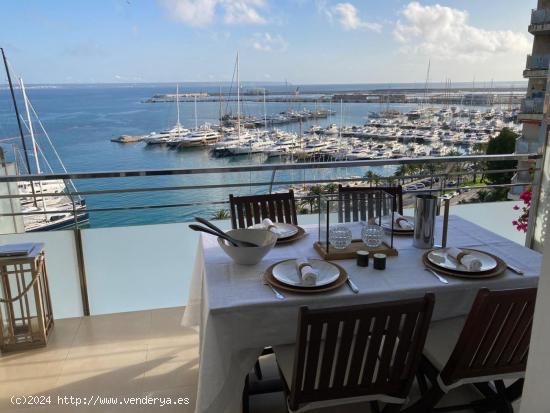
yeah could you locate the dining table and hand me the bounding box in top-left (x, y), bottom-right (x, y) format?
top-left (181, 215), bottom-right (541, 413)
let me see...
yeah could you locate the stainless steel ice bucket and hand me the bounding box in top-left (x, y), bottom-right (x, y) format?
top-left (413, 195), bottom-right (437, 249)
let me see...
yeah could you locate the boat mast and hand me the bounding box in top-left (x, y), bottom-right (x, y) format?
top-left (19, 78), bottom-right (41, 174)
top-left (194, 95), bottom-right (198, 130)
top-left (236, 52), bottom-right (241, 139)
top-left (1, 48), bottom-right (32, 174)
top-left (176, 84), bottom-right (181, 134)
top-left (263, 88), bottom-right (267, 130)
top-left (20, 77), bottom-right (48, 215)
top-left (219, 85), bottom-right (224, 140)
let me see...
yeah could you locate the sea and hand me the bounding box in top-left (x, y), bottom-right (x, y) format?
top-left (0, 82), bottom-right (525, 228)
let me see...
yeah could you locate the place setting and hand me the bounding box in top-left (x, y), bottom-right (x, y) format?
top-left (380, 212), bottom-right (415, 235)
top-left (248, 218), bottom-right (306, 244)
top-left (262, 257), bottom-right (352, 296)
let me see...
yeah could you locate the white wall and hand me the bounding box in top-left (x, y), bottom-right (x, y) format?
top-left (0, 230), bottom-right (83, 319)
top-left (81, 222), bottom-right (199, 315)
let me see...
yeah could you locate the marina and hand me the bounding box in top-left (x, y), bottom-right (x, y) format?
top-left (0, 81), bottom-right (523, 228)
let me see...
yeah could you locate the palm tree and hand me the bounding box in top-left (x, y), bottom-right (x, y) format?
top-left (211, 209), bottom-right (230, 220)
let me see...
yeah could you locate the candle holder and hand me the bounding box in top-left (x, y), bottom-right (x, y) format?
top-left (314, 192), bottom-right (398, 260)
top-left (373, 253), bottom-right (387, 270)
top-left (356, 250), bottom-right (369, 267)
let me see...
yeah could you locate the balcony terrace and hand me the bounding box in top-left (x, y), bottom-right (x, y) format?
top-left (524, 54), bottom-right (550, 78)
top-left (529, 8), bottom-right (550, 34)
top-left (0, 154), bottom-right (544, 412)
top-left (518, 97), bottom-right (545, 122)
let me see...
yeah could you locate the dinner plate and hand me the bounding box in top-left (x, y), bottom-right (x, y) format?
top-left (427, 248), bottom-right (498, 273)
top-left (271, 259), bottom-right (340, 288)
top-left (249, 222), bottom-right (299, 239)
top-left (380, 215), bottom-right (415, 232)
top-left (274, 223), bottom-right (300, 239)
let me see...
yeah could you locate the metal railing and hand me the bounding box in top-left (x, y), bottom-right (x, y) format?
top-left (526, 54), bottom-right (550, 71)
top-left (0, 153), bottom-right (541, 219)
top-left (531, 8), bottom-right (550, 25)
top-left (0, 153), bottom-right (541, 316)
top-left (521, 98), bottom-right (545, 114)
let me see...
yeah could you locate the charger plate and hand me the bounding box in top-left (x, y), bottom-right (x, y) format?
top-left (276, 225), bottom-right (307, 245)
top-left (264, 260), bottom-right (348, 293)
top-left (380, 215), bottom-right (415, 235)
top-left (422, 249), bottom-right (506, 279)
top-left (427, 248), bottom-right (498, 273)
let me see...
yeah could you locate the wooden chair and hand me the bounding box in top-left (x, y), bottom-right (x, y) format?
top-left (405, 287), bottom-right (537, 413)
top-left (272, 294), bottom-right (435, 412)
top-left (229, 190), bottom-right (298, 229)
top-left (337, 185), bottom-right (403, 223)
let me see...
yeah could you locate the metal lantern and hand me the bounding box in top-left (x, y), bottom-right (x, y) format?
top-left (0, 243), bottom-right (54, 352)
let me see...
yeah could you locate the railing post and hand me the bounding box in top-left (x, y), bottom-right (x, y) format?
top-left (73, 227), bottom-right (90, 316)
top-left (65, 180), bottom-right (91, 316)
top-left (269, 167), bottom-right (277, 194)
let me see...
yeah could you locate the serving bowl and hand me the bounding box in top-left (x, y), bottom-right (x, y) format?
top-left (218, 229), bottom-right (277, 265)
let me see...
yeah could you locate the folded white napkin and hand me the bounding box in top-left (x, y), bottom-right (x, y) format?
top-left (295, 258), bottom-right (319, 286)
top-left (447, 247), bottom-right (482, 272)
top-left (249, 218), bottom-right (283, 236)
top-left (392, 212), bottom-right (414, 230)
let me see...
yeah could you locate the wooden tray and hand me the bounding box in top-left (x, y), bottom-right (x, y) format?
top-left (422, 250), bottom-right (507, 279)
top-left (313, 240), bottom-right (398, 260)
top-left (276, 225), bottom-right (307, 245)
top-left (264, 260), bottom-right (348, 293)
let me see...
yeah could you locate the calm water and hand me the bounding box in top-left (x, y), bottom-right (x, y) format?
top-left (0, 83), bottom-right (505, 228)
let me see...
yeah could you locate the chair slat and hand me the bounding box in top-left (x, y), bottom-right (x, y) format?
top-left (318, 321), bottom-right (340, 390)
top-left (471, 303), bottom-right (511, 369)
top-left (252, 202), bottom-right (261, 225)
top-left (485, 302), bottom-right (526, 367)
top-left (440, 288), bottom-right (537, 388)
top-left (497, 302), bottom-right (534, 367)
top-left (338, 185), bottom-right (403, 223)
top-left (376, 314), bottom-right (402, 385)
top-left (347, 316), bottom-right (373, 386)
top-left (390, 312), bottom-right (418, 381)
top-left (283, 295), bottom-right (434, 412)
top-left (228, 191), bottom-right (298, 229)
top-left (332, 319), bottom-right (356, 388)
top-left (362, 315), bottom-right (387, 385)
top-left (303, 321), bottom-right (323, 392)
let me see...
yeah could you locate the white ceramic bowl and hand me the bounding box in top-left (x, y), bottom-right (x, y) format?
top-left (218, 229), bottom-right (277, 265)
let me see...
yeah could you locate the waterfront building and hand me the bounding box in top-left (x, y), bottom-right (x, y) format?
top-left (512, 0), bottom-right (550, 196)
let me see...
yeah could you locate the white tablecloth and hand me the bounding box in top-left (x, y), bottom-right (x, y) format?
top-left (182, 216), bottom-right (540, 413)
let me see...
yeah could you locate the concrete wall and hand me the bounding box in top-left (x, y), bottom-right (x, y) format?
top-left (520, 220), bottom-right (550, 412)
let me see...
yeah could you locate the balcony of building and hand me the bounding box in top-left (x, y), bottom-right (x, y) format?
top-left (524, 54), bottom-right (550, 77)
top-left (0, 154), bottom-right (545, 412)
top-left (518, 97), bottom-right (545, 122)
top-left (529, 9), bottom-right (550, 34)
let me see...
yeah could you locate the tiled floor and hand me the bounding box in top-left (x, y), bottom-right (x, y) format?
top-left (0, 308), bottom-right (198, 412)
top-left (0, 308), bottom-right (519, 413)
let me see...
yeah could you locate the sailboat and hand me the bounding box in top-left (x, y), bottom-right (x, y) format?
top-left (211, 52), bottom-right (259, 157)
top-left (1, 48), bottom-right (88, 231)
top-left (144, 84), bottom-right (190, 145)
top-left (177, 95), bottom-right (222, 149)
top-left (18, 78), bottom-right (89, 232)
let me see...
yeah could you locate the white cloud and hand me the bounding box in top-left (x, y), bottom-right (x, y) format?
top-left (159, 0), bottom-right (217, 27)
top-left (394, 2), bottom-right (531, 61)
top-left (330, 3), bottom-right (382, 32)
top-left (222, 0), bottom-right (266, 25)
top-left (251, 32), bottom-right (288, 52)
top-left (158, 0), bottom-right (266, 26)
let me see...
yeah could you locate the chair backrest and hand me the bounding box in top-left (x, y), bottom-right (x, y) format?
top-left (229, 190), bottom-right (298, 229)
top-left (288, 294), bottom-right (435, 410)
top-left (337, 185), bottom-right (403, 223)
top-left (441, 288), bottom-right (537, 386)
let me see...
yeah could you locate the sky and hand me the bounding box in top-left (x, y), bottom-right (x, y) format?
top-left (0, 0), bottom-right (536, 84)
